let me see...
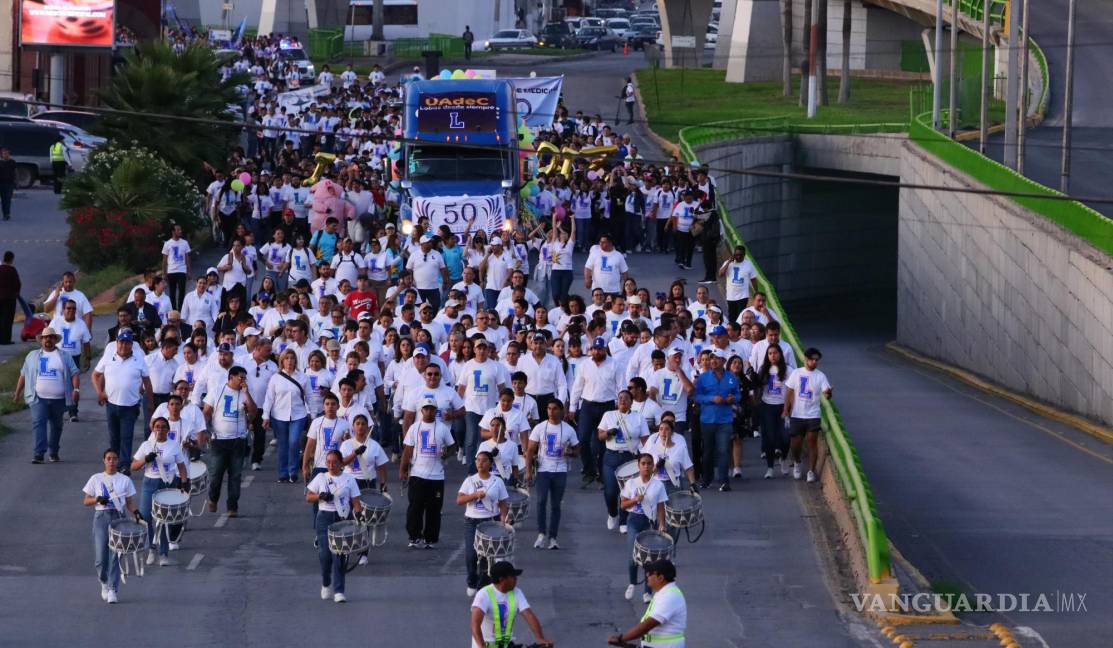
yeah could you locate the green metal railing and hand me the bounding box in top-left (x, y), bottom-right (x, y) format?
top-left (308, 28), bottom-right (344, 61)
top-left (679, 116), bottom-right (908, 150)
top-left (393, 34), bottom-right (466, 59)
top-left (676, 122), bottom-right (894, 584)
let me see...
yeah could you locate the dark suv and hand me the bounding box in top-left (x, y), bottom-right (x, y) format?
top-left (0, 122), bottom-right (62, 188)
top-left (538, 22), bottom-right (576, 48)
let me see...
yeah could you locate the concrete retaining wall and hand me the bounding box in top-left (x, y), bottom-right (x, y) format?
top-left (897, 142), bottom-right (1113, 425)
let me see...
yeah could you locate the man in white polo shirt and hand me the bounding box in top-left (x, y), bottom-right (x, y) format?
top-left (92, 329), bottom-right (153, 476)
top-left (407, 233), bottom-right (448, 311)
top-left (584, 234), bottom-right (628, 296)
top-left (202, 365), bottom-right (256, 516)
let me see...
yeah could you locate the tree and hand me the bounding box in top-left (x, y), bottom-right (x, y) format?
top-left (95, 41), bottom-right (249, 176)
top-left (782, 0), bottom-right (793, 96)
top-left (838, 0), bottom-right (852, 103)
top-left (799, 0), bottom-right (811, 106)
top-left (817, 0), bottom-right (829, 105)
top-left (372, 0), bottom-right (385, 40)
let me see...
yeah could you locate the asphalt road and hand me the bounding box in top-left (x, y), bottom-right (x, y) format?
top-left (795, 314), bottom-right (1113, 648)
top-left (0, 54), bottom-right (878, 648)
top-left (0, 187), bottom-right (75, 302)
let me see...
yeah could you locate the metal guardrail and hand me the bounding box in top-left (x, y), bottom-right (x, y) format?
top-left (676, 121), bottom-right (894, 584)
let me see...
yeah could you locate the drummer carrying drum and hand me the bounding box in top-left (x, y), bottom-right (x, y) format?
top-left (340, 413), bottom-right (389, 566)
top-left (130, 417), bottom-right (189, 567)
top-left (456, 450), bottom-right (510, 597)
top-left (598, 390), bottom-right (650, 534)
top-left (620, 453), bottom-right (668, 603)
top-left (82, 448), bottom-right (142, 604)
top-left (609, 559), bottom-right (687, 647)
top-left (306, 449), bottom-right (364, 603)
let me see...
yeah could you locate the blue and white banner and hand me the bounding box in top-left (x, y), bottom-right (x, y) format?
top-left (509, 76), bottom-right (564, 128)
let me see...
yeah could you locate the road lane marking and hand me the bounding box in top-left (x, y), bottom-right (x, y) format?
top-left (441, 545), bottom-right (464, 573)
top-left (214, 513), bottom-right (229, 528)
top-left (186, 553), bottom-right (204, 571)
top-left (243, 475), bottom-right (255, 488)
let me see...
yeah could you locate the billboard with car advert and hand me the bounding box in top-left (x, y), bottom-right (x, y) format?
top-left (20, 0), bottom-right (115, 47)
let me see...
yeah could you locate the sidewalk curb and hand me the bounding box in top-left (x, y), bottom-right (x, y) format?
top-left (886, 342), bottom-right (1113, 445)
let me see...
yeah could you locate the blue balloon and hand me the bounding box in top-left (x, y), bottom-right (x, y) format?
top-left (440, 68), bottom-right (451, 78)
top-left (529, 183), bottom-right (540, 195)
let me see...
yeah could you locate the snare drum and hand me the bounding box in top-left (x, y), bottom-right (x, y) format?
top-left (632, 530), bottom-right (675, 566)
top-left (187, 461), bottom-right (209, 497)
top-left (615, 460), bottom-right (640, 491)
top-left (473, 521), bottom-right (515, 561)
top-left (151, 489), bottom-right (191, 526)
top-left (327, 520), bottom-right (369, 555)
top-left (664, 491), bottom-right (704, 529)
top-left (355, 492), bottom-right (392, 547)
top-left (107, 519), bottom-right (148, 556)
top-left (504, 488), bottom-right (529, 526)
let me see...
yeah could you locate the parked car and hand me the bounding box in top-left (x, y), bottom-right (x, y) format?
top-left (33, 120), bottom-right (106, 172)
top-left (33, 110), bottom-right (99, 131)
top-left (538, 22), bottom-right (576, 48)
top-left (579, 17), bottom-right (606, 29)
top-left (0, 122), bottom-right (63, 188)
top-left (575, 27), bottom-right (622, 52)
top-left (606, 18), bottom-right (635, 41)
top-left (0, 92), bottom-right (35, 119)
top-left (630, 17), bottom-right (659, 30)
top-left (484, 29), bottom-right (538, 50)
top-left (563, 17), bottom-right (582, 32)
top-left (595, 8), bottom-right (627, 20)
top-left (628, 25), bottom-right (659, 50)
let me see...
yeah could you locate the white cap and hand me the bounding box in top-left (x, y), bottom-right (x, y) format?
top-left (420, 397), bottom-right (438, 409)
top-left (627, 295), bottom-right (642, 305)
top-left (490, 237), bottom-right (503, 246)
top-left (711, 347), bottom-right (728, 359)
top-left (243, 327), bottom-right (260, 337)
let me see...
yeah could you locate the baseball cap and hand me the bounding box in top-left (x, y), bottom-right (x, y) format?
top-left (591, 337), bottom-right (607, 350)
top-left (419, 396), bottom-right (438, 409)
top-left (419, 234), bottom-right (433, 244)
top-left (243, 327), bottom-right (261, 337)
top-left (711, 347), bottom-right (728, 359)
top-left (489, 561), bottom-right (523, 580)
top-left (667, 346), bottom-right (683, 356)
top-left (167, 310), bottom-right (181, 320)
top-left (413, 346), bottom-right (429, 356)
top-left (217, 342), bottom-right (235, 354)
top-left (444, 299), bottom-right (460, 308)
top-left (116, 328), bottom-right (135, 342)
top-left (655, 292), bottom-right (667, 300)
top-left (206, 267), bottom-right (219, 276)
top-left (317, 329), bottom-right (336, 339)
top-left (325, 340), bottom-right (340, 351)
top-left (358, 311), bottom-right (374, 321)
top-left (531, 332), bottom-right (546, 342)
top-left (627, 295), bottom-right (642, 305)
top-left (385, 222), bottom-right (396, 229)
top-left (490, 237), bottom-right (503, 246)
top-left (710, 325), bottom-right (727, 336)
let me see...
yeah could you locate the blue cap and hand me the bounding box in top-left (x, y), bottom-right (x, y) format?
top-left (116, 328), bottom-right (135, 342)
top-left (591, 337), bottom-right (607, 350)
top-left (711, 325), bottom-right (727, 336)
top-left (217, 342), bottom-right (235, 353)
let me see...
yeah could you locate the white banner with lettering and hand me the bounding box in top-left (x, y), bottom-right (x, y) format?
top-left (508, 76), bottom-right (564, 128)
top-left (275, 84), bottom-right (332, 116)
top-left (412, 195), bottom-right (507, 236)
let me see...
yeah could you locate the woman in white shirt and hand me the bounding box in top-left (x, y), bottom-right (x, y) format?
top-left (263, 350), bottom-right (311, 483)
top-left (287, 234), bottom-right (316, 287)
top-left (545, 213), bottom-right (576, 307)
top-left (305, 449), bottom-right (363, 603)
top-left (644, 419), bottom-right (696, 492)
top-left (82, 448), bottom-right (141, 604)
top-left (456, 450), bottom-right (510, 595)
top-left (598, 390), bottom-right (650, 532)
top-left (476, 415), bottom-right (520, 485)
top-left (304, 350), bottom-right (333, 419)
top-left (217, 239), bottom-right (252, 310)
top-left (619, 452), bottom-right (668, 602)
top-left (757, 344), bottom-right (790, 478)
top-left (129, 417), bottom-right (189, 566)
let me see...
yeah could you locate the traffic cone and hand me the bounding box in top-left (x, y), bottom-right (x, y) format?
top-left (623, 41), bottom-right (629, 56)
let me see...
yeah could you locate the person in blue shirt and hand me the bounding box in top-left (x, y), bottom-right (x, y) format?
top-left (693, 347), bottom-right (741, 491)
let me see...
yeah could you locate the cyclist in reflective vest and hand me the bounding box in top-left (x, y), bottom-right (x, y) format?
top-left (470, 560), bottom-right (553, 648)
top-left (609, 559), bottom-right (686, 647)
top-left (49, 138), bottom-right (66, 194)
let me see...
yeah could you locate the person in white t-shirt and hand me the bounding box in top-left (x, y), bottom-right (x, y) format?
top-left (618, 453), bottom-right (668, 602)
top-left (598, 390), bottom-right (650, 533)
top-left (129, 416), bottom-right (189, 566)
top-left (608, 559), bottom-right (686, 647)
top-left (584, 234), bottom-right (628, 295)
top-left (305, 449), bottom-right (363, 603)
top-left (469, 561), bottom-right (554, 648)
top-left (407, 234), bottom-right (448, 310)
top-left (457, 450), bottom-right (510, 595)
top-left (339, 412), bottom-right (389, 567)
top-left (783, 347), bottom-right (833, 483)
top-left (456, 338), bottom-right (508, 473)
top-left (718, 244), bottom-right (758, 323)
top-left (161, 224), bottom-right (192, 310)
top-left (524, 400), bottom-right (579, 550)
top-left (43, 271), bottom-right (94, 330)
top-left (82, 448), bottom-right (141, 604)
top-left (400, 397), bottom-right (457, 548)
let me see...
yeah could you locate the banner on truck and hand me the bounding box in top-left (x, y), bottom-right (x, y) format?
top-left (413, 195), bottom-right (507, 236)
top-left (509, 76), bottom-right (563, 128)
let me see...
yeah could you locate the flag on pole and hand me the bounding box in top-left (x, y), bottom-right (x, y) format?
top-left (232, 17), bottom-right (247, 45)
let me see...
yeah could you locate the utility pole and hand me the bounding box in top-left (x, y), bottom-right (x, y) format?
top-left (931, 0), bottom-right (944, 130)
top-left (1060, 0), bottom-right (1077, 193)
top-left (1003, 0), bottom-right (1021, 169)
top-left (1016, 0), bottom-right (1030, 173)
top-left (806, 0), bottom-right (820, 118)
top-left (978, 0), bottom-right (991, 154)
top-left (947, 0), bottom-right (958, 138)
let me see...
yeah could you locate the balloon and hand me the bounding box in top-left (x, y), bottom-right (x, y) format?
top-left (529, 183), bottom-right (540, 195)
top-left (451, 69), bottom-right (466, 79)
top-left (238, 172), bottom-right (251, 185)
top-left (554, 205), bottom-right (566, 219)
top-left (529, 71), bottom-right (537, 78)
top-left (465, 69), bottom-right (477, 78)
top-left (230, 179), bottom-right (245, 192)
top-left (440, 68), bottom-right (451, 78)
top-left (587, 171), bottom-right (598, 181)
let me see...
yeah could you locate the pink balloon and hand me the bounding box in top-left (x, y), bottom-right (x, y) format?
top-left (239, 172), bottom-right (252, 185)
top-left (554, 205), bottom-right (566, 219)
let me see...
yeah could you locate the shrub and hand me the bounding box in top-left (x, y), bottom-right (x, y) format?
top-left (61, 143), bottom-right (204, 273)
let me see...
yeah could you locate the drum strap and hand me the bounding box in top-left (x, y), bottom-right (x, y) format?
top-left (485, 585), bottom-right (516, 647)
top-left (641, 585), bottom-right (685, 644)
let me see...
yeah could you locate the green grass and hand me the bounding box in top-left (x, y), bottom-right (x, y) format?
top-left (636, 68), bottom-right (919, 143)
top-left (77, 264), bottom-right (134, 302)
top-left (0, 346), bottom-right (30, 417)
